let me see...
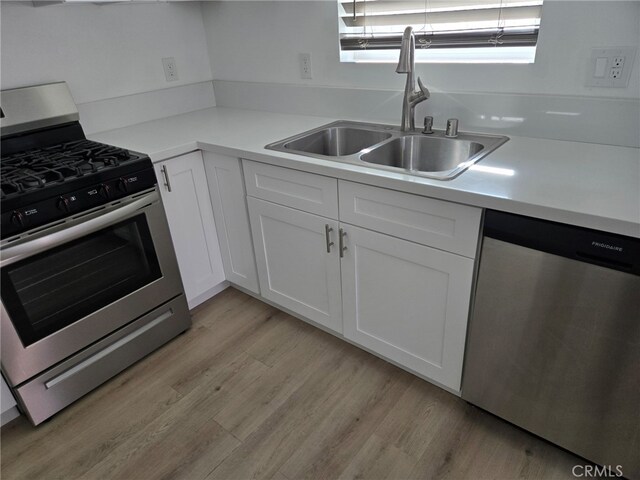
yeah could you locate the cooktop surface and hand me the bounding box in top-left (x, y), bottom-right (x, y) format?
top-left (1, 139), bottom-right (145, 200)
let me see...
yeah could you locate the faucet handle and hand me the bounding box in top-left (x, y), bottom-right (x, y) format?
top-left (445, 118), bottom-right (459, 137)
top-left (422, 116), bottom-right (434, 134)
top-left (417, 77), bottom-right (430, 99)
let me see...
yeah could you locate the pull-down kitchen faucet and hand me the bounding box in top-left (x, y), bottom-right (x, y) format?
top-left (396, 26), bottom-right (430, 132)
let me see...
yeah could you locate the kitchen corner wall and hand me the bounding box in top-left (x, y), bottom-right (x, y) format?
top-left (202, 0), bottom-right (640, 147)
top-left (0, 1), bottom-right (215, 133)
top-left (202, 0), bottom-right (640, 98)
top-left (1, 1), bottom-right (638, 143)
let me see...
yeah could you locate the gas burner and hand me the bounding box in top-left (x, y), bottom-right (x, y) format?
top-left (20, 176), bottom-right (46, 189)
top-left (1, 140), bottom-right (141, 199)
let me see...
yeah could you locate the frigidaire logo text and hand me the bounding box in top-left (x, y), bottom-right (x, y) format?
top-left (591, 241), bottom-right (623, 252)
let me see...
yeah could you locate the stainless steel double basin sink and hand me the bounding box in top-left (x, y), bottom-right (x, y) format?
top-left (265, 121), bottom-right (509, 180)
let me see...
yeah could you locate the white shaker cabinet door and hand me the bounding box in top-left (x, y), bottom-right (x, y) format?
top-left (156, 151), bottom-right (225, 308)
top-left (247, 197), bottom-right (342, 334)
top-left (203, 152), bottom-right (259, 294)
top-left (340, 224), bottom-right (474, 391)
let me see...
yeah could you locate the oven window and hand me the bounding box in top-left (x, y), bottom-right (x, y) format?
top-left (1, 214), bottom-right (162, 346)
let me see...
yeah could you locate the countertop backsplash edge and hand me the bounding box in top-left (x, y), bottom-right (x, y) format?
top-left (212, 80), bottom-right (640, 149)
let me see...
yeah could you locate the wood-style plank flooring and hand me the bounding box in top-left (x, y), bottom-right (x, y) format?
top-left (1, 288), bottom-right (585, 480)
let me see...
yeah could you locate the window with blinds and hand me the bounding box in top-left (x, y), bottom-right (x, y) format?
top-left (338, 0), bottom-right (544, 63)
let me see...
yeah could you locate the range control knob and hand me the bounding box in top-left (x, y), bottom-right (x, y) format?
top-left (57, 196), bottom-right (71, 213)
top-left (98, 183), bottom-right (111, 199)
top-left (117, 177), bottom-right (129, 193)
top-left (10, 210), bottom-right (26, 227)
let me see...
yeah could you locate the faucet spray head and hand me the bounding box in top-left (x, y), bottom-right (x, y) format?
top-left (395, 26), bottom-right (414, 74)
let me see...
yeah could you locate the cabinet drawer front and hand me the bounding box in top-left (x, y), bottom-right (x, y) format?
top-left (339, 181), bottom-right (481, 258)
top-left (243, 160), bottom-right (338, 218)
top-left (14, 296), bottom-right (190, 425)
top-left (341, 224), bottom-right (474, 392)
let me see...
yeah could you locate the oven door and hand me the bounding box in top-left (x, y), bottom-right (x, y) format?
top-left (0, 188), bottom-right (184, 386)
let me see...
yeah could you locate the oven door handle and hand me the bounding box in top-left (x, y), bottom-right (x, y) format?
top-left (0, 191), bottom-right (158, 268)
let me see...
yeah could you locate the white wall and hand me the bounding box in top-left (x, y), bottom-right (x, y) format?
top-left (0, 1), bottom-right (213, 104)
top-left (202, 0), bottom-right (640, 99)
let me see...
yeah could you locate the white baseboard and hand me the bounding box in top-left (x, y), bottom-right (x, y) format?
top-left (187, 281), bottom-right (230, 310)
top-left (1, 407), bottom-right (21, 427)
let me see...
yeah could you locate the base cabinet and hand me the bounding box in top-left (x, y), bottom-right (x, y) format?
top-left (340, 225), bottom-right (474, 391)
top-left (155, 151), bottom-right (225, 308)
top-left (242, 162), bottom-right (479, 392)
top-left (247, 197), bottom-right (343, 333)
top-left (204, 153), bottom-right (259, 294)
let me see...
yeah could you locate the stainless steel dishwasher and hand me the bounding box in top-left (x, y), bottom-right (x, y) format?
top-left (462, 210), bottom-right (640, 478)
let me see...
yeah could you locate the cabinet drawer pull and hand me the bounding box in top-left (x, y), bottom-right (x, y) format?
top-left (339, 228), bottom-right (347, 258)
top-left (325, 224), bottom-right (334, 253)
top-left (161, 165), bottom-right (172, 192)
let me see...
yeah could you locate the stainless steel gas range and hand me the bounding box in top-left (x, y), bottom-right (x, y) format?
top-left (0, 82), bottom-right (191, 425)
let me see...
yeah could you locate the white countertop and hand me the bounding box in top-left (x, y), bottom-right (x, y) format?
top-left (90, 106), bottom-right (640, 238)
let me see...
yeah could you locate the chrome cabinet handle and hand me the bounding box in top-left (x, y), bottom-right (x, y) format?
top-left (339, 228), bottom-right (347, 258)
top-left (325, 224), bottom-right (334, 253)
top-left (161, 165), bottom-right (172, 192)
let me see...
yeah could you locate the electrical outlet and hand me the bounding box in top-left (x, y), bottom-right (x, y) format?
top-left (586, 47), bottom-right (636, 88)
top-left (609, 68), bottom-right (622, 79)
top-left (162, 57), bottom-right (179, 82)
top-left (300, 53), bottom-right (313, 80)
top-left (612, 56), bottom-right (625, 68)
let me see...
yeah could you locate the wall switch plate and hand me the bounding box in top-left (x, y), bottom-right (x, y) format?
top-left (299, 53), bottom-right (313, 80)
top-left (586, 47), bottom-right (636, 88)
top-left (162, 57), bottom-right (179, 82)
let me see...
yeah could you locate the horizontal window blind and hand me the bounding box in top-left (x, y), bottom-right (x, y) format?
top-left (339, 0), bottom-right (543, 60)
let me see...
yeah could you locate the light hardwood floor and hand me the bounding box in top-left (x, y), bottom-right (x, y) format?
top-left (1, 287), bottom-right (585, 480)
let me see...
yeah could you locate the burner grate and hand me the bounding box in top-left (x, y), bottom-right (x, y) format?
top-left (1, 140), bottom-right (139, 199)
